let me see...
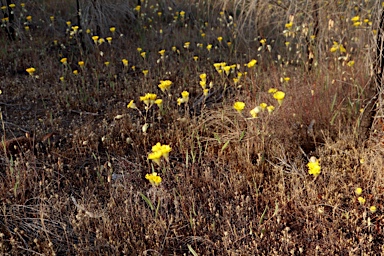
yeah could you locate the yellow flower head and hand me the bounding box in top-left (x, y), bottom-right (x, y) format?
top-left (181, 91), bottom-right (189, 102)
top-left (260, 38), bottom-right (266, 45)
top-left (351, 16), bottom-right (359, 22)
top-left (158, 80), bottom-right (173, 92)
top-left (122, 59), bottom-right (128, 66)
top-left (223, 66), bottom-right (231, 76)
top-left (78, 61), bottom-right (85, 67)
top-left (370, 206), bottom-right (377, 213)
top-left (142, 70), bottom-right (149, 76)
top-left (217, 36), bottom-right (223, 42)
top-left (145, 172), bottom-right (162, 185)
top-left (206, 44), bottom-right (212, 51)
top-left (285, 22), bottom-right (293, 29)
top-left (160, 144), bottom-right (172, 162)
top-left (283, 77), bottom-right (290, 82)
top-left (347, 60), bottom-right (355, 67)
top-left (355, 187), bottom-right (363, 195)
top-left (106, 37), bottom-right (112, 44)
top-left (26, 67), bottom-right (36, 76)
top-left (134, 5), bottom-right (141, 12)
top-left (213, 63), bottom-right (222, 71)
top-left (92, 35), bottom-right (99, 43)
top-left (307, 157), bottom-right (321, 177)
top-left (140, 93), bottom-right (157, 106)
top-left (151, 142), bottom-right (162, 152)
top-left (267, 105), bottom-right (275, 113)
top-left (60, 58), bottom-right (67, 64)
top-left (233, 101), bottom-right (245, 113)
top-left (250, 106), bottom-right (261, 118)
top-left (247, 59), bottom-right (257, 68)
top-left (110, 27), bottom-right (116, 33)
top-left (273, 91), bottom-right (285, 105)
top-left (184, 42), bottom-right (190, 49)
top-left (150, 143), bottom-right (172, 163)
top-left (127, 100), bottom-right (137, 109)
top-left (358, 197), bottom-right (366, 205)
top-left (158, 49), bottom-right (165, 56)
top-left (260, 103), bottom-right (267, 110)
top-left (155, 99), bottom-right (163, 108)
top-left (177, 98), bottom-right (184, 106)
top-left (200, 73), bottom-right (207, 83)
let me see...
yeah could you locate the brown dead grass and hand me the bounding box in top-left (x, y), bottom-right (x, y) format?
top-left (0, 0), bottom-right (384, 255)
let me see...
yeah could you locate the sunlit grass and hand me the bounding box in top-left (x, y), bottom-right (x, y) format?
top-left (0, 0), bottom-right (383, 254)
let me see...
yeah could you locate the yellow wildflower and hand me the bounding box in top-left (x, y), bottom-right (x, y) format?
top-left (200, 73), bottom-right (207, 83)
top-left (268, 88), bottom-right (278, 94)
top-left (351, 16), bottom-right (359, 22)
top-left (307, 156), bottom-right (321, 177)
top-left (358, 197), bottom-right (366, 205)
top-left (233, 101), bottom-right (245, 113)
top-left (155, 99), bottom-right (163, 108)
top-left (283, 77), bottom-right (290, 82)
top-left (247, 59), bottom-right (257, 68)
top-left (273, 91), bottom-right (285, 105)
top-left (355, 187), bottom-right (363, 195)
top-left (260, 103), bottom-right (267, 110)
top-left (347, 60), bottom-right (355, 67)
top-left (285, 22), bottom-right (293, 29)
top-left (267, 105), bottom-right (275, 113)
top-left (122, 59), bottom-right (128, 66)
top-left (370, 206), bottom-right (377, 213)
top-left (250, 106), bottom-right (261, 118)
top-left (181, 91), bottom-right (189, 102)
top-left (140, 93), bottom-right (157, 106)
top-left (145, 172), bottom-right (162, 185)
top-left (158, 80), bottom-right (172, 92)
top-left (223, 66), bottom-right (231, 76)
top-left (158, 49), bottom-right (165, 56)
top-left (26, 67), bottom-right (36, 76)
top-left (60, 58), bottom-right (67, 64)
top-left (127, 100), bottom-right (137, 109)
top-left (92, 35), bottom-right (99, 44)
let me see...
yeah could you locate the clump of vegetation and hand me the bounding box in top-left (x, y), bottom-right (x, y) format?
top-left (0, 0), bottom-right (384, 254)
